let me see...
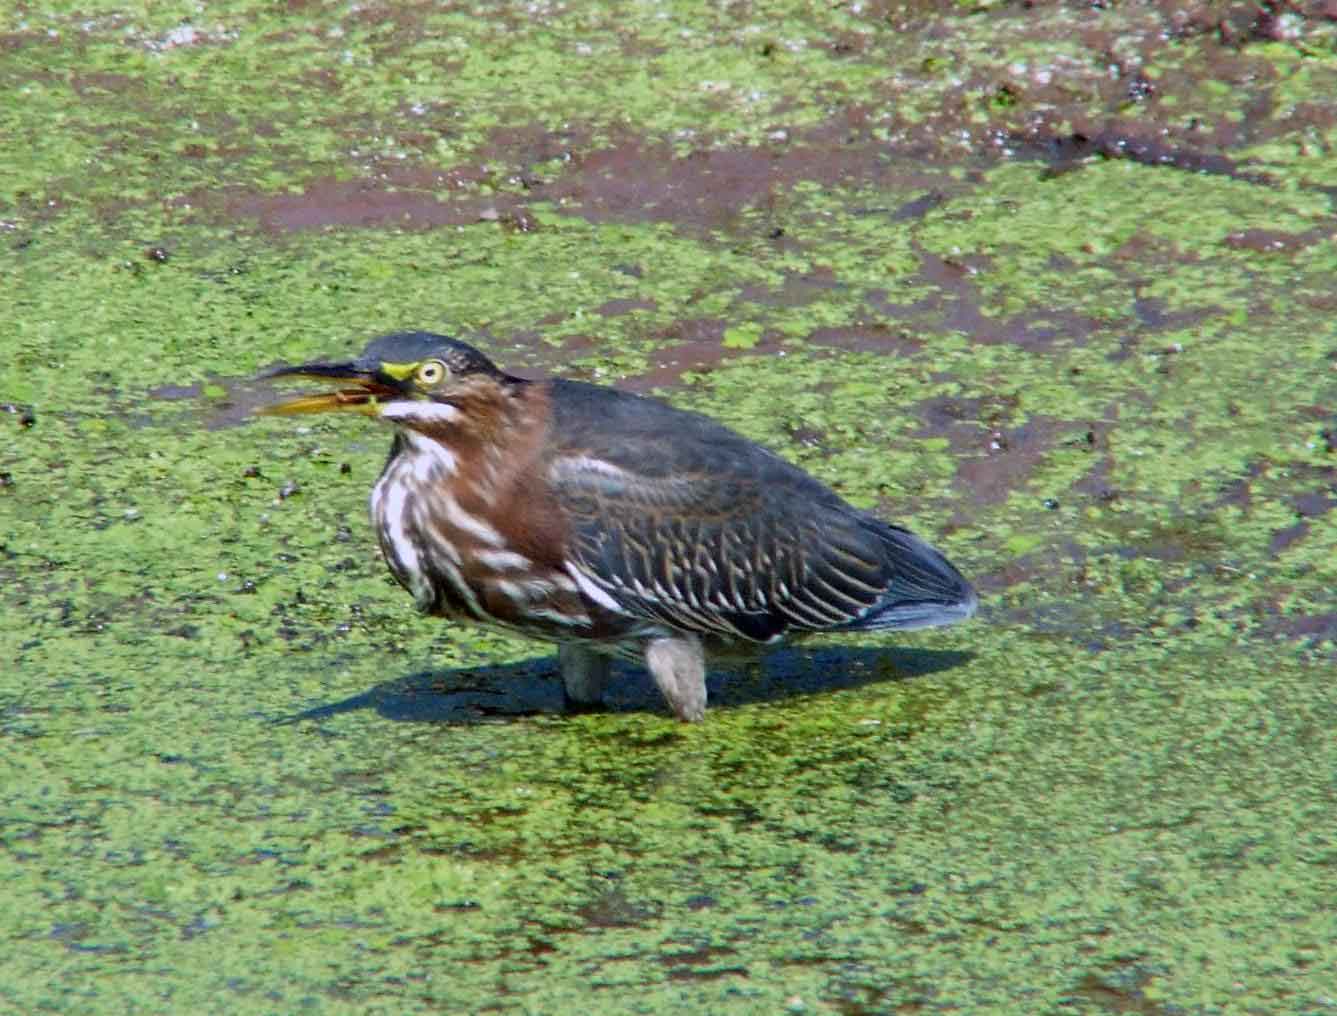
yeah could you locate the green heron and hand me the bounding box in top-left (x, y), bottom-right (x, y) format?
top-left (261, 332), bottom-right (976, 721)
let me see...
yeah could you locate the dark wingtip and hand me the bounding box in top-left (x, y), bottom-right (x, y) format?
top-left (856, 582), bottom-right (978, 631)
top-left (841, 525), bottom-right (979, 632)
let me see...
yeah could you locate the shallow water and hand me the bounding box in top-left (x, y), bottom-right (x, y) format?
top-left (3, 2), bottom-right (1336, 1012)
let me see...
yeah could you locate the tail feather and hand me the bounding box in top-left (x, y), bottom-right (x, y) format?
top-left (836, 522), bottom-right (978, 632)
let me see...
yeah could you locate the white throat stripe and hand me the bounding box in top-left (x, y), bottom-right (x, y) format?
top-left (382, 401), bottom-right (461, 425)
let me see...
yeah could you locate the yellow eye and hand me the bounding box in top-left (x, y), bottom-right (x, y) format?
top-left (416, 360), bottom-right (447, 385)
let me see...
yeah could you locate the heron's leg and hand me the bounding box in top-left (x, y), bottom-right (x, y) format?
top-left (559, 644), bottom-right (612, 708)
top-left (644, 635), bottom-right (707, 722)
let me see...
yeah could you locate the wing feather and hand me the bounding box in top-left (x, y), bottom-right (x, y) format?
top-left (549, 452), bottom-right (883, 642)
top-left (543, 379), bottom-right (974, 641)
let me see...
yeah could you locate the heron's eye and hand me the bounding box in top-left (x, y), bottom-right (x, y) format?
top-left (416, 360), bottom-right (447, 386)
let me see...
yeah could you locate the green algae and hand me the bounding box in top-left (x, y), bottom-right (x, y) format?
top-left (4, 618), bottom-right (1334, 1012)
top-left (4, 1), bottom-right (1337, 1013)
top-left (6, 205), bottom-right (1337, 1010)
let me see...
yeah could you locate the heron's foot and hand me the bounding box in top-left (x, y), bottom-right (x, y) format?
top-left (559, 644), bottom-right (612, 712)
top-left (644, 635), bottom-right (707, 722)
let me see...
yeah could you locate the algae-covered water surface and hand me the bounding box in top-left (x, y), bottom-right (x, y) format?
top-left (3, 2), bottom-right (1336, 1013)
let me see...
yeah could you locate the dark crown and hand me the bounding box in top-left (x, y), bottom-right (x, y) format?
top-left (357, 332), bottom-right (502, 377)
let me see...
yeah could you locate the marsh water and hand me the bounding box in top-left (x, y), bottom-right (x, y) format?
top-left (2, 3), bottom-right (1335, 1013)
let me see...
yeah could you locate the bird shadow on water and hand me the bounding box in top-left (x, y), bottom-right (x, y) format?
top-left (275, 645), bottom-right (975, 726)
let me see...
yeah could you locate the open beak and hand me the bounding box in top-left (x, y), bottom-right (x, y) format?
top-left (257, 359), bottom-right (409, 417)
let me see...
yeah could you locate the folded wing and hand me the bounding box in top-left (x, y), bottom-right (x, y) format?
top-left (545, 381), bottom-right (975, 642)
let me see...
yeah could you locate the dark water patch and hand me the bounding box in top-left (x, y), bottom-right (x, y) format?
top-left (1210, 457), bottom-right (1272, 512)
top-left (622, 322), bottom-right (728, 389)
top-left (892, 190), bottom-right (947, 222)
top-left (158, 42), bottom-right (1325, 247)
top-left (577, 884), bottom-right (659, 929)
top-left (1269, 520), bottom-right (1310, 556)
top-left (479, 123), bottom-right (599, 175)
top-left (150, 382), bottom-right (202, 401)
top-left (513, 332), bottom-right (612, 382)
top-left (825, 980), bottom-right (900, 1016)
top-left (658, 317), bottom-right (760, 354)
top-left (1118, 288), bottom-right (1215, 359)
top-left (871, 249), bottom-right (1107, 353)
top-left (1116, 520), bottom-right (1230, 564)
top-left (1072, 453), bottom-right (1120, 506)
top-left (1292, 490), bottom-right (1336, 519)
top-left (1280, 612), bottom-right (1337, 641)
top-left (592, 297), bottom-right (656, 317)
top-left (613, 318), bottom-right (773, 393)
top-left (148, 376), bottom-right (297, 430)
top-left (1231, 463), bottom-right (1337, 550)
top-left (216, 176), bottom-right (523, 233)
top-left (1068, 967), bottom-right (1168, 1015)
top-left (950, 416), bottom-right (1072, 509)
top-left (806, 324), bottom-right (923, 357)
top-left (666, 962), bottom-right (749, 982)
top-left (537, 135), bottom-right (940, 232)
top-left (911, 394), bottom-right (1012, 458)
top-left (0, 31), bottom-right (56, 54)
top-left (737, 265), bottom-right (843, 309)
top-left (68, 72), bottom-right (141, 98)
top-left (1296, 404), bottom-right (1337, 455)
top-left (972, 542), bottom-right (1086, 597)
top-left (200, 123), bottom-right (957, 237)
top-left (913, 395), bottom-right (1113, 532)
top-left (1252, 604), bottom-right (1337, 660)
top-left (48, 922), bottom-right (91, 945)
top-left (23, 0), bottom-right (1337, 252)
top-left (1009, 126), bottom-right (1269, 185)
top-left (1223, 226), bottom-right (1335, 254)
top-left (868, 5), bottom-right (1335, 173)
